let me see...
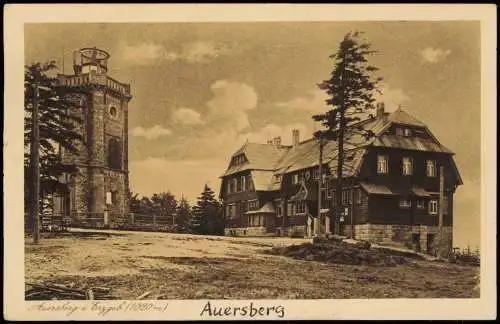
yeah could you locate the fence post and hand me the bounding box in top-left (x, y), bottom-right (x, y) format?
top-left (153, 214), bottom-right (156, 230)
top-left (130, 212), bottom-right (134, 225)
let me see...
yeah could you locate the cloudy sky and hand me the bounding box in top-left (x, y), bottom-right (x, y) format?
top-left (25, 21), bottom-right (480, 248)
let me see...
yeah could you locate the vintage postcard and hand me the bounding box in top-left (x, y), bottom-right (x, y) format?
top-left (3, 4), bottom-right (497, 321)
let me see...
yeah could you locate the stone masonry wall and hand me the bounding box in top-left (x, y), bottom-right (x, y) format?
top-left (343, 224), bottom-right (453, 255)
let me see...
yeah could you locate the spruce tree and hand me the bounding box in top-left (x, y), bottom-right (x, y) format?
top-left (313, 31), bottom-right (382, 235)
top-left (191, 184), bottom-right (224, 235)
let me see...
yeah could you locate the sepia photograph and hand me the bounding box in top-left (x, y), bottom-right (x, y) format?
top-left (4, 4), bottom-right (497, 321)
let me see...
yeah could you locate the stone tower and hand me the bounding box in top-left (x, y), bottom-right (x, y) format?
top-left (52, 47), bottom-right (132, 227)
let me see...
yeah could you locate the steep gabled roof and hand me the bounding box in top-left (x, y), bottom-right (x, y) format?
top-left (222, 142), bottom-right (289, 176)
top-left (387, 107), bottom-right (427, 127)
top-left (372, 135), bottom-right (453, 153)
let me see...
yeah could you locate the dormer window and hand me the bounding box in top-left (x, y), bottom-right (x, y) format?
top-left (404, 128), bottom-right (412, 137)
top-left (232, 154), bottom-right (246, 165)
top-left (274, 174), bottom-right (282, 183)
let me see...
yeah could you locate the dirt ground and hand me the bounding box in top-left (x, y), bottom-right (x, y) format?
top-left (25, 228), bottom-right (480, 299)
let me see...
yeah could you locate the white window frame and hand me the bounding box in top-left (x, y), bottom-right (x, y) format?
top-left (292, 174), bottom-right (299, 184)
top-left (429, 200), bottom-right (438, 215)
top-left (377, 155), bottom-right (388, 174)
top-left (416, 200), bottom-right (425, 209)
top-left (248, 199), bottom-right (259, 211)
top-left (402, 156), bottom-right (413, 176)
top-left (399, 199), bottom-right (412, 209)
top-left (426, 159), bottom-right (437, 177)
top-left (404, 128), bottom-right (412, 137)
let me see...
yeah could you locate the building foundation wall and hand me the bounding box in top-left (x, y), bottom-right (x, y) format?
top-left (343, 223), bottom-right (453, 255)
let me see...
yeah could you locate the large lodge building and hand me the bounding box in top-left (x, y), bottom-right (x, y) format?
top-left (219, 104), bottom-right (463, 255)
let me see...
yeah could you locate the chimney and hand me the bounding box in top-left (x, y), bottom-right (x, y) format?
top-left (376, 102), bottom-right (385, 118)
top-left (292, 129), bottom-right (300, 146)
top-left (272, 136), bottom-right (282, 148)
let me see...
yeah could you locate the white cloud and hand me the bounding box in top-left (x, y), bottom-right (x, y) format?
top-left (131, 125), bottom-right (172, 140)
top-left (120, 42), bottom-right (167, 65)
top-left (119, 41), bottom-right (228, 65)
top-left (373, 82), bottom-right (411, 112)
top-left (420, 47), bottom-right (451, 63)
top-left (172, 108), bottom-right (204, 125)
top-left (206, 80), bottom-right (258, 132)
top-left (182, 41), bottom-right (227, 63)
top-left (275, 89), bottom-right (329, 115)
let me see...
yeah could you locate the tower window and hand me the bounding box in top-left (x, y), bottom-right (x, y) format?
top-left (108, 138), bottom-right (122, 170)
top-left (109, 105), bottom-right (117, 118)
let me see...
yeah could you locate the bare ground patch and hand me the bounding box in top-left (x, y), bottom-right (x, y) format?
top-left (25, 230), bottom-right (480, 299)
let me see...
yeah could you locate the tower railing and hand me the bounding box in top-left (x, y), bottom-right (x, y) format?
top-left (58, 73), bottom-right (131, 96)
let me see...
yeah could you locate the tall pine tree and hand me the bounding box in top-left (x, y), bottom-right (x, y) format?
top-left (190, 184), bottom-right (224, 235)
top-left (313, 31), bottom-right (382, 235)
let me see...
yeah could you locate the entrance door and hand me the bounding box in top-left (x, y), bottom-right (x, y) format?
top-left (411, 233), bottom-right (421, 252)
top-left (427, 233), bottom-right (436, 256)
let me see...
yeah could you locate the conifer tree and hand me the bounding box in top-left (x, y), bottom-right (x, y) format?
top-left (191, 184), bottom-right (224, 235)
top-left (313, 31), bottom-right (382, 235)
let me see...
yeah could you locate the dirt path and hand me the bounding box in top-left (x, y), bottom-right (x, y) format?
top-left (25, 229), bottom-right (480, 299)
